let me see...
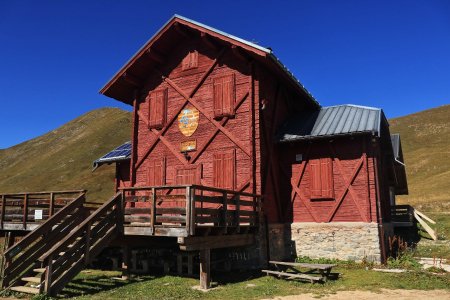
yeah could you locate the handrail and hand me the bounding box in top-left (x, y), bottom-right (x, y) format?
top-left (3, 193), bottom-right (85, 260)
top-left (120, 184), bottom-right (261, 198)
top-left (39, 192), bottom-right (122, 262)
top-left (0, 190), bottom-right (87, 197)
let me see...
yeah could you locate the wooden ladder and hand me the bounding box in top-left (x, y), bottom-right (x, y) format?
top-left (1, 192), bottom-right (123, 296)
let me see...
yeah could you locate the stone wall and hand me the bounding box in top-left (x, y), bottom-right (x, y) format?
top-left (268, 222), bottom-right (383, 263)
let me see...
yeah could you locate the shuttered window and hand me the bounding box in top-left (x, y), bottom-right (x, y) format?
top-left (182, 51), bottom-right (198, 70)
top-left (175, 165), bottom-right (202, 185)
top-left (213, 73), bottom-right (235, 118)
top-left (213, 149), bottom-right (235, 190)
top-left (309, 158), bottom-right (334, 199)
top-left (148, 158), bottom-right (165, 186)
top-left (147, 89), bottom-right (167, 129)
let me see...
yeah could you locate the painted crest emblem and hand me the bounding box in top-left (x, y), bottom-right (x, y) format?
top-left (178, 107), bottom-right (199, 137)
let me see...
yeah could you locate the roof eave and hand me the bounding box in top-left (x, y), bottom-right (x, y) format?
top-left (278, 130), bottom-right (374, 144)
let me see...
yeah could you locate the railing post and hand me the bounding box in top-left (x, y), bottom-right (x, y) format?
top-left (222, 191), bottom-right (227, 229)
top-left (84, 222), bottom-right (92, 264)
top-left (44, 256), bottom-right (53, 295)
top-left (151, 188), bottom-right (156, 235)
top-left (235, 194), bottom-right (240, 232)
top-left (49, 192), bottom-right (55, 217)
top-left (0, 194), bottom-right (5, 229)
top-left (117, 192), bottom-right (124, 235)
top-left (185, 187), bottom-right (191, 236)
top-left (23, 194), bottom-right (29, 230)
top-left (190, 187), bottom-right (196, 236)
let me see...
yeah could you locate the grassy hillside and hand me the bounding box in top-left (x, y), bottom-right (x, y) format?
top-left (390, 104), bottom-right (450, 210)
top-left (0, 107), bottom-right (132, 202)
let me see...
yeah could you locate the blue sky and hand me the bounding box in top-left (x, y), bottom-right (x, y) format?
top-left (0, 1), bottom-right (449, 149)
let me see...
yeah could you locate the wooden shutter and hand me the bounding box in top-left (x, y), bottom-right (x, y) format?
top-left (182, 51), bottom-right (198, 70)
top-left (213, 149), bottom-right (235, 190)
top-left (148, 89), bottom-right (167, 129)
top-left (320, 158), bottom-right (333, 198)
top-left (310, 160), bottom-right (322, 198)
top-left (213, 74), bottom-right (235, 118)
top-left (309, 158), bottom-right (334, 199)
top-left (148, 158), bottom-right (165, 186)
top-left (175, 165), bottom-right (202, 185)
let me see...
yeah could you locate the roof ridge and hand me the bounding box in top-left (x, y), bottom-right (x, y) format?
top-left (322, 104), bottom-right (381, 111)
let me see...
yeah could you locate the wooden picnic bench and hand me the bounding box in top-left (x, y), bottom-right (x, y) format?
top-left (262, 261), bottom-right (336, 283)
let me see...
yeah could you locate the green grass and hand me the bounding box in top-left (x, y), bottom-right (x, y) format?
top-left (414, 213), bottom-right (450, 260)
top-left (0, 108), bottom-right (132, 202)
top-left (39, 265), bottom-right (448, 300)
top-left (390, 105), bottom-right (450, 209)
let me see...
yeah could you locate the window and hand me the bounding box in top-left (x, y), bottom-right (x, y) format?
top-left (213, 149), bottom-right (235, 190)
top-left (147, 89), bottom-right (167, 129)
top-left (148, 158), bottom-right (165, 186)
top-left (309, 158), bottom-right (334, 199)
top-left (213, 73), bottom-right (235, 118)
top-left (175, 164), bottom-right (202, 185)
top-left (182, 50), bottom-right (198, 70)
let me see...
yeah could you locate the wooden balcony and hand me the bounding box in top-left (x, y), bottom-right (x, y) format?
top-left (0, 190), bottom-right (87, 231)
top-left (120, 185), bottom-right (261, 238)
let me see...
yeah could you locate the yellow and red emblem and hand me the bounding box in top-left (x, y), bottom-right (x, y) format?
top-left (178, 106), bottom-right (199, 137)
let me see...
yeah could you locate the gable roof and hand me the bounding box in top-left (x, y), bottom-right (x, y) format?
top-left (278, 104), bottom-right (385, 142)
top-left (100, 15), bottom-right (319, 108)
top-left (92, 141), bottom-right (131, 170)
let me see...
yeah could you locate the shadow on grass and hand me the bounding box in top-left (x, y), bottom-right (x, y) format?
top-left (57, 273), bottom-right (164, 298)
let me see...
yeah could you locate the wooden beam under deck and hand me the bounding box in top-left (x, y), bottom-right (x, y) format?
top-left (177, 233), bottom-right (255, 251)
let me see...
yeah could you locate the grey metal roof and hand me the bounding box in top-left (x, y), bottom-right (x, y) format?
top-left (93, 141), bottom-right (131, 170)
top-left (278, 104), bottom-right (383, 142)
top-left (391, 134), bottom-right (401, 160)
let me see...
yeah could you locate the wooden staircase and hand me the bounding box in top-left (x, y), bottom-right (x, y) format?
top-left (1, 192), bottom-right (123, 296)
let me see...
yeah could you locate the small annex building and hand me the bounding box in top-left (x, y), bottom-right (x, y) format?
top-left (95, 15), bottom-right (408, 263)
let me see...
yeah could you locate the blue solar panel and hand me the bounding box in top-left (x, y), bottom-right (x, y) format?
top-left (97, 142), bottom-right (132, 161)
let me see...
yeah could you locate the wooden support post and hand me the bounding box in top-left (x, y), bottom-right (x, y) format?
top-left (186, 187), bottom-right (191, 236)
top-left (199, 248), bottom-right (211, 289)
top-left (121, 244), bottom-right (130, 280)
top-left (188, 253), bottom-right (194, 276)
top-left (23, 193), bottom-right (29, 230)
top-left (235, 194), bottom-right (240, 232)
top-left (49, 192), bottom-right (55, 217)
top-left (177, 254), bottom-right (183, 275)
top-left (0, 194), bottom-right (5, 228)
top-left (189, 187), bottom-right (196, 236)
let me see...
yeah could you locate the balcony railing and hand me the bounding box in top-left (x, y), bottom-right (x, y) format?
top-left (120, 185), bottom-right (261, 237)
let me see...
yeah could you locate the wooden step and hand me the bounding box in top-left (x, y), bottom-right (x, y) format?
top-left (21, 277), bottom-right (41, 283)
top-left (33, 268), bottom-right (46, 273)
top-left (10, 286), bottom-right (40, 294)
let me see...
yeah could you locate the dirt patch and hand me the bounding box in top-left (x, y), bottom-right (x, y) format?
top-left (265, 289), bottom-right (450, 300)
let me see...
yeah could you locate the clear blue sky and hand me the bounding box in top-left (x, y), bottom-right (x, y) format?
top-left (1, 1), bottom-right (449, 149)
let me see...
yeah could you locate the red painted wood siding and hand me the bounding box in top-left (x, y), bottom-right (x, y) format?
top-left (279, 136), bottom-right (379, 223)
top-left (131, 40), bottom-right (255, 194)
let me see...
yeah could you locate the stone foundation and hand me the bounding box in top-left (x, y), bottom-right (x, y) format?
top-left (268, 222), bottom-right (382, 263)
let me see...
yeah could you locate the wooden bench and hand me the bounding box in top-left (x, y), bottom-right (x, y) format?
top-left (262, 261), bottom-right (336, 283)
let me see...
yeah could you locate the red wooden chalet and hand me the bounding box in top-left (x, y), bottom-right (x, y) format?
top-left (0, 15), bottom-right (410, 295)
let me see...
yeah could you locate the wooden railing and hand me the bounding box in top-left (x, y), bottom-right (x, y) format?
top-left (38, 192), bottom-right (122, 296)
top-left (1, 192), bottom-right (86, 289)
top-left (391, 205), bottom-right (414, 224)
top-left (121, 185), bottom-right (261, 237)
top-left (0, 190), bottom-right (86, 230)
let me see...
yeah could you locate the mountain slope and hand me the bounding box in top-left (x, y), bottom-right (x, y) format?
top-left (390, 104), bottom-right (450, 209)
top-left (0, 108), bottom-right (132, 201)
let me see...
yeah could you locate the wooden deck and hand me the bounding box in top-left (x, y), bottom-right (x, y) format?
top-left (391, 205), bottom-right (414, 227)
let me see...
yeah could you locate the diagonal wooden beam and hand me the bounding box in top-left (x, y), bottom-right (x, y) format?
top-left (291, 177), bottom-right (318, 222)
top-left (137, 110), bottom-right (189, 166)
top-left (329, 145), bottom-right (368, 222)
top-left (164, 77), bottom-right (251, 157)
top-left (190, 91), bottom-right (249, 164)
top-left (136, 50), bottom-right (227, 169)
top-left (326, 157), bottom-right (364, 222)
